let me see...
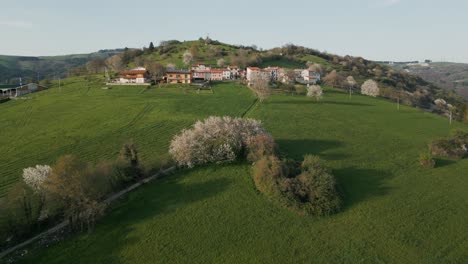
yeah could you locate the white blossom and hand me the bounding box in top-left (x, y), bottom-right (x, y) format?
top-left (307, 85), bottom-right (323, 100)
top-left (361, 79), bottom-right (380, 97)
top-left (169, 116), bottom-right (267, 167)
top-left (22, 165), bottom-right (52, 192)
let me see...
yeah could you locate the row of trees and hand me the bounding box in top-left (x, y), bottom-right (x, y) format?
top-left (0, 142), bottom-right (144, 244)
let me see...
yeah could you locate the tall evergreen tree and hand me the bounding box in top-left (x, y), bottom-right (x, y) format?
top-left (149, 42), bottom-right (155, 52)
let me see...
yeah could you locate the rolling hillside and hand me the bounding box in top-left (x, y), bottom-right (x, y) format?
top-left (0, 79), bottom-right (466, 263)
top-left (389, 62), bottom-right (468, 99)
top-left (0, 50), bottom-right (122, 83)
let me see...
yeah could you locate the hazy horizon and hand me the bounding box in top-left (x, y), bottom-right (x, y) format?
top-left (1, 0), bottom-right (467, 63)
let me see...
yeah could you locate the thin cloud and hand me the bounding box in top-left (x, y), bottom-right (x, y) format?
top-left (0, 20), bottom-right (33, 29)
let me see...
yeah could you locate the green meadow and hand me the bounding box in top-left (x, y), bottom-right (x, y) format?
top-left (0, 78), bottom-right (256, 196)
top-left (1, 79), bottom-right (467, 263)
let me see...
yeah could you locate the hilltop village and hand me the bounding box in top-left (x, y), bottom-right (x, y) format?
top-left (109, 63), bottom-right (321, 86)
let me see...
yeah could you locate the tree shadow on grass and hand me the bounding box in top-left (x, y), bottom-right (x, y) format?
top-left (269, 100), bottom-right (374, 107)
top-left (334, 167), bottom-right (393, 211)
top-left (276, 139), bottom-right (348, 160)
top-left (435, 158), bottom-right (457, 168)
top-left (24, 166), bottom-right (233, 264)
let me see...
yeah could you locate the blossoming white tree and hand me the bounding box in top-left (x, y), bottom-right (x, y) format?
top-left (169, 116), bottom-right (269, 167)
top-left (346, 76), bottom-right (356, 98)
top-left (361, 79), bottom-right (380, 97)
top-left (307, 85), bottom-right (323, 101)
top-left (22, 165), bottom-right (52, 193)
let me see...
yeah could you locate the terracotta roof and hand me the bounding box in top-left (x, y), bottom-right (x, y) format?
top-left (247, 67), bottom-right (261, 70)
top-left (120, 70), bottom-right (147, 75)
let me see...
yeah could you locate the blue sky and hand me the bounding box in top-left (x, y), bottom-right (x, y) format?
top-left (1, 0), bottom-right (467, 62)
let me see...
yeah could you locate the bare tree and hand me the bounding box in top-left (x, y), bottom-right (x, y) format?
top-left (44, 155), bottom-right (111, 232)
top-left (323, 70), bottom-right (343, 87)
top-left (86, 59), bottom-right (106, 74)
top-left (251, 74), bottom-right (271, 103)
top-left (145, 60), bottom-right (166, 84)
top-left (105, 55), bottom-right (124, 72)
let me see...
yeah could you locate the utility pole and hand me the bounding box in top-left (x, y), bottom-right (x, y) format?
top-left (449, 110), bottom-right (452, 125)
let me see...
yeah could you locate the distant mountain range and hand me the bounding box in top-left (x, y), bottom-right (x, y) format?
top-left (0, 49), bottom-right (124, 84)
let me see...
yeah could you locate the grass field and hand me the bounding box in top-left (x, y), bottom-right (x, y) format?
top-left (0, 78), bottom-right (256, 196)
top-left (8, 83), bottom-right (467, 263)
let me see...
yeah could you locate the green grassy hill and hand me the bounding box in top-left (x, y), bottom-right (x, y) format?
top-left (0, 50), bottom-right (121, 83)
top-left (0, 79), bottom-right (255, 197)
top-left (3, 80), bottom-right (466, 263)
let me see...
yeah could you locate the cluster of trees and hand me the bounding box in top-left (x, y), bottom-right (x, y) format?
top-left (169, 116), bottom-right (342, 216)
top-left (0, 142), bottom-right (144, 245)
top-left (253, 154), bottom-right (342, 216)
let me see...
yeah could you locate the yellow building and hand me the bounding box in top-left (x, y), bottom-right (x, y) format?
top-left (165, 70), bottom-right (192, 84)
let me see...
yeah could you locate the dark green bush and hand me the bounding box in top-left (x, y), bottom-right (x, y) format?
top-left (280, 155), bottom-right (341, 216)
top-left (253, 154), bottom-right (341, 216)
top-left (115, 141), bottom-right (144, 184)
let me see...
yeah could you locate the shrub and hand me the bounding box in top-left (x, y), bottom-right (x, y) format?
top-left (246, 133), bottom-right (277, 163)
top-left (115, 141), bottom-right (144, 184)
top-left (44, 155), bottom-right (112, 231)
top-left (279, 155), bottom-right (341, 216)
top-left (253, 155), bottom-right (283, 197)
top-left (169, 116), bottom-right (268, 167)
top-left (419, 152), bottom-right (435, 168)
top-left (0, 182), bottom-right (43, 240)
top-left (429, 130), bottom-right (468, 159)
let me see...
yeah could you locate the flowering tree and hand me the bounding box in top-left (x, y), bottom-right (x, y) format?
top-left (169, 116), bottom-right (269, 167)
top-left (434, 98), bottom-right (447, 109)
top-left (435, 99), bottom-right (456, 124)
top-left (346, 76), bottom-right (357, 98)
top-left (307, 85), bottom-right (323, 101)
top-left (217, 58), bottom-right (225, 67)
top-left (23, 165), bottom-right (52, 193)
top-left (182, 51), bottom-right (193, 66)
top-left (361, 79), bottom-right (380, 97)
